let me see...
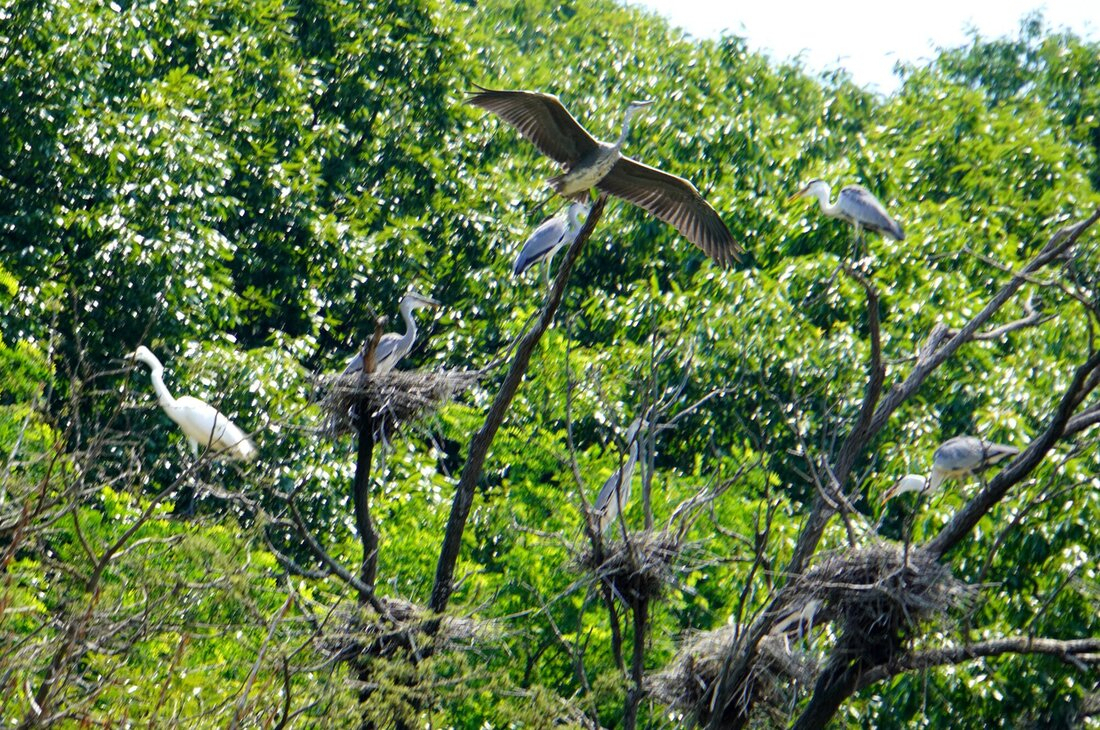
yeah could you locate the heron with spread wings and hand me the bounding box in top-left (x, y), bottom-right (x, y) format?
top-left (467, 86), bottom-right (744, 268)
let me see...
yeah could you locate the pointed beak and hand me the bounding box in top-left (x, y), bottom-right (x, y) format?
top-left (421, 295), bottom-right (442, 307)
top-left (878, 487), bottom-right (896, 505)
top-left (786, 188), bottom-right (808, 204)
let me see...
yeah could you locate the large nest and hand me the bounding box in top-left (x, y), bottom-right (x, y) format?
top-left (650, 625), bottom-right (817, 719)
top-left (322, 596), bottom-right (490, 665)
top-left (319, 369), bottom-right (479, 437)
top-left (776, 542), bottom-right (972, 646)
top-left (576, 530), bottom-right (684, 605)
top-left (650, 542), bottom-right (972, 723)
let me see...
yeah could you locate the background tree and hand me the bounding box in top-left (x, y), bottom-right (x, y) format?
top-left (1, 0), bottom-right (1098, 726)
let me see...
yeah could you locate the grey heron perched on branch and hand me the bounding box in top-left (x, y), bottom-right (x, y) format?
top-left (127, 346), bottom-right (258, 461)
top-left (880, 435), bottom-right (1019, 503)
top-left (467, 86), bottom-right (744, 267)
top-left (513, 202), bottom-right (590, 281)
top-left (788, 180), bottom-right (904, 254)
top-left (593, 418), bottom-right (644, 535)
top-left (343, 290), bottom-right (441, 376)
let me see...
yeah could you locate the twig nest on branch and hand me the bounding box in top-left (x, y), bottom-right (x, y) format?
top-left (576, 530), bottom-right (684, 604)
top-left (650, 625), bottom-right (817, 715)
top-left (322, 596), bottom-right (489, 664)
top-left (318, 369), bottom-right (479, 437)
top-left (778, 542), bottom-right (972, 644)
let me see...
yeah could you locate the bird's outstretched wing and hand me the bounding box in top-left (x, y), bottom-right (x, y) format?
top-left (598, 157), bottom-right (743, 267)
top-left (467, 86), bottom-right (600, 165)
top-left (838, 185), bottom-right (904, 240)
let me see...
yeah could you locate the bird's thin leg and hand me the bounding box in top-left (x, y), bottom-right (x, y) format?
top-left (529, 190), bottom-right (557, 217)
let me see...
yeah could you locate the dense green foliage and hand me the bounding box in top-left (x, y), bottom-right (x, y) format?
top-left (2, 0), bottom-right (1098, 727)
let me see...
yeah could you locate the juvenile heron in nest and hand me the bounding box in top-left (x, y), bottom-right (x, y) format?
top-left (127, 346), bottom-right (257, 461)
top-left (881, 435), bottom-right (1018, 503)
top-left (344, 290), bottom-right (441, 376)
top-left (593, 418), bottom-right (643, 534)
top-left (467, 86), bottom-right (744, 267)
top-left (513, 202), bottom-right (589, 281)
top-left (788, 179), bottom-right (904, 255)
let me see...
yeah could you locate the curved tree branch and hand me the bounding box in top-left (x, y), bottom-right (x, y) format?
top-left (429, 196), bottom-right (608, 614)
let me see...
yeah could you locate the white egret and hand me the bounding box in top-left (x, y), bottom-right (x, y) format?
top-left (788, 179), bottom-right (905, 254)
top-left (881, 435), bottom-right (1018, 503)
top-left (468, 86), bottom-right (744, 267)
top-left (127, 346), bottom-right (257, 461)
top-left (343, 291), bottom-right (441, 376)
top-left (592, 418), bottom-right (644, 535)
top-left (513, 202), bottom-right (590, 281)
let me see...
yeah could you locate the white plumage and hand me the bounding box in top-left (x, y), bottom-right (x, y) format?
top-left (127, 346), bottom-right (257, 461)
top-left (789, 179), bottom-right (905, 242)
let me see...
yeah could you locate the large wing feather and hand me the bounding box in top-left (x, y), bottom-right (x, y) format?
top-left (597, 157), bottom-right (743, 267)
top-left (467, 86), bottom-right (600, 165)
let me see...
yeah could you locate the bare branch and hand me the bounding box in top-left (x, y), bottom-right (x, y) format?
top-left (857, 637), bottom-right (1100, 690)
top-left (926, 348), bottom-right (1100, 559)
top-left (430, 196), bottom-right (608, 614)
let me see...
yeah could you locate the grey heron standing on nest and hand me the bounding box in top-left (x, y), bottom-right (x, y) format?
top-left (344, 290), bottom-right (441, 376)
top-left (592, 418), bottom-right (644, 535)
top-left (513, 202), bottom-right (590, 281)
top-left (467, 86), bottom-right (744, 267)
top-left (881, 435), bottom-right (1018, 503)
top-left (127, 346), bottom-right (258, 461)
top-left (788, 179), bottom-right (904, 256)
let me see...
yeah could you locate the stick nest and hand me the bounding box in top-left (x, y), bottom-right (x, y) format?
top-left (319, 369), bottom-right (479, 436)
top-left (650, 625), bottom-right (817, 715)
top-left (576, 530), bottom-right (684, 604)
top-left (322, 596), bottom-right (491, 664)
top-left (650, 542), bottom-right (972, 720)
top-left (778, 542), bottom-right (972, 644)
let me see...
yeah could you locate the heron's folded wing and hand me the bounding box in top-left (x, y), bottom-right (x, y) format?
top-left (598, 157), bottom-right (743, 267)
top-left (838, 185), bottom-right (904, 240)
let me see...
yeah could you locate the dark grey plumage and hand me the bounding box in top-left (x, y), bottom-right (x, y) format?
top-left (467, 86), bottom-right (744, 267)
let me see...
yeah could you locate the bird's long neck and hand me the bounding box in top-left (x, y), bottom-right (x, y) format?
top-left (146, 363), bottom-right (177, 410)
top-left (927, 469), bottom-right (946, 494)
top-left (398, 301), bottom-right (418, 352)
top-left (615, 108), bottom-right (641, 148)
top-left (623, 437), bottom-right (641, 476)
top-left (811, 184), bottom-right (841, 218)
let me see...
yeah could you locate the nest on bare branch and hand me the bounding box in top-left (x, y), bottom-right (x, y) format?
top-left (322, 596), bottom-right (491, 667)
top-left (318, 368), bottom-right (479, 437)
top-left (777, 542), bottom-right (972, 649)
top-left (650, 542), bottom-right (972, 722)
top-left (649, 625), bottom-right (817, 717)
top-left (576, 530), bottom-right (685, 605)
